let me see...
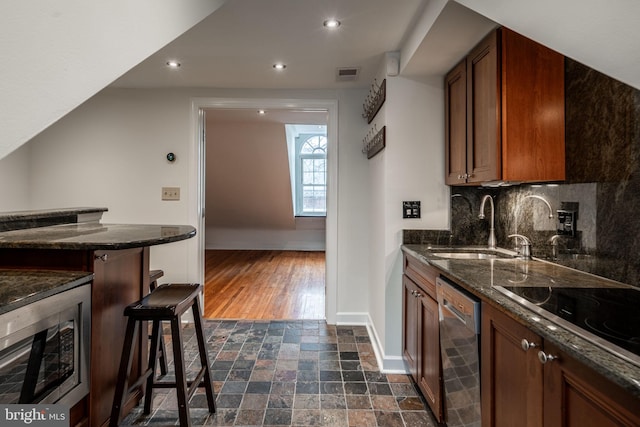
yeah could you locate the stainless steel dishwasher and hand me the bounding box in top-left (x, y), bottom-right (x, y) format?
top-left (436, 276), bottom-right (481, 427)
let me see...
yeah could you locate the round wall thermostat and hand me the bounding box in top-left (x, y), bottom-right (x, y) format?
top-left (166, 152), bottom-right (176, 162)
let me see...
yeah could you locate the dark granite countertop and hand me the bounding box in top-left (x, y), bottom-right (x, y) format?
top-left (0, 270), bottom-right (93, 315)
top-left (0, 207), bottom-right (108, 232)
top-left (0, 207), bottom-right (107, 222)
top-left (402, 244), bottom-right (640, 399)
top-left (0, 223), bottom-right (196, 250)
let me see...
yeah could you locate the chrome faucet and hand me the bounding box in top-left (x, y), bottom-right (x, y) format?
top-left (508, 234), bottom-right (532, 259)
top-left (479, 195), bottom-right (496, 249)
top-left (548, 234), bottom-right (562, 259)
top-left (522, 194), bottom-right (554, 219)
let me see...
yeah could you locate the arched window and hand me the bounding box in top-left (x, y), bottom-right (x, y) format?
top-left (296, 135), bottom-right (327, 215)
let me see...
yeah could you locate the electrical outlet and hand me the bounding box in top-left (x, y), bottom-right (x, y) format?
top-left (162, 187), bottom-right (180, 201)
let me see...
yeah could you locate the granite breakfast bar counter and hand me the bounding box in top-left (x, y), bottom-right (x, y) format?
top-left (0, 213), bottom-right (196, 427)
top-left (401, 244), bottom-right (640, 422)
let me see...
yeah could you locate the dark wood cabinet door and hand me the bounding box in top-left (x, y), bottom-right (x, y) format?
top-left (542, 342), bottom-right (640, 427)
top-left (500, 28), bottom-right (565, 182)
top-left (445, 59), bottom-right (468, 185)
top-left (481, 303), bottom-right (543, 427)
top-left (91, 248), bottom-right (149, 427)
top-left (466, 29), bottom-right (501, 183)
top-left (402, 275), bottom-right (419, 380)
top-left (418, 292), bottom-right (443, 422)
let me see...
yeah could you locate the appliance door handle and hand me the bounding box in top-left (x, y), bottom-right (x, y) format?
top-left (441, 297), bottom-right (467, 325)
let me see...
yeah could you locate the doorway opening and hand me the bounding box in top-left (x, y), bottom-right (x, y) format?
top-left (190, 98), bottom-right (338, 323)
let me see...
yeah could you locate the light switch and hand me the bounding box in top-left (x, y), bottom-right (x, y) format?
top-left (403, 201), bottom-right (421, 219)
top-left (162, 187), bottom-right (180, 201)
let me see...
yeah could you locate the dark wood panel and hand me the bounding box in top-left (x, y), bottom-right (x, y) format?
top-left (467, 29), bottom-right (501, 183)
top-left (403, 253), bottom-right (439, 299)
top-left (402, 275), bottom-right (419, 380)
top-left (445, 59), bottom-right (468, 185)
top-left (543, 341), bottom-right (640, 427)
top-left (91, 248), bottom-right (148, 427)
top-left (501, 27), bottom-right (565, 182)
top-left (0, 248), bottom-right (92, 270)
top-left (418, 291), bottom-right (442, 422)
top-left (481, 303), bottom-right (543, 427)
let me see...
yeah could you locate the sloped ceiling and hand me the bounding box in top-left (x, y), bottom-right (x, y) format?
top-left (111, 0), bottom-right (640, 92)
top-left (455, 0), bottom-right (640, 91)
top-left (0, 0), bottom-right (226, 161)
top-left (4, 0), bottom-right (640, 163)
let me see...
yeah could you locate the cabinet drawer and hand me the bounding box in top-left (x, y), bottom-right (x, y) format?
top-left (403, 253), bottom-right (438, 299)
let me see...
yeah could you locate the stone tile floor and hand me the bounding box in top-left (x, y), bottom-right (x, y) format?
top-left (121, 320), bottom-right (437, 426)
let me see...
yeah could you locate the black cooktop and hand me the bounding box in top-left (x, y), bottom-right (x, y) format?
top-left (495, 285), bottom-right (640, 364)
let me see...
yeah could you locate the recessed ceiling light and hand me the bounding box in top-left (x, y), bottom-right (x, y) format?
top-left (166, 60), bottom-right (181, 68)
top-left (258, 110), bottom-right (266, 115)
top-left (273, 63), bottom-right (286, 70)
top-left (323, 19), bottom-right (341, 29)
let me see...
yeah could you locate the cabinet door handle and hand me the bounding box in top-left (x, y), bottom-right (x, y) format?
top-left (94, 254), bottom-right (108, 262)
top-left (415, 292), bottom-right (423, 298)
top-left (537, 351), bottom-right (557, 364)
top-left (521, 339), bottom-right (537, 351)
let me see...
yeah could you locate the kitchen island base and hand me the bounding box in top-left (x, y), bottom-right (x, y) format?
top-left (0, 247), bottom-right (150, 427)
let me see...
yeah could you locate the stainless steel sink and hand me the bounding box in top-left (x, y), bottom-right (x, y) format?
top-left (430, 250), bottom-right (517, 260)
top-left (432, 252), bottom-right (500, 259)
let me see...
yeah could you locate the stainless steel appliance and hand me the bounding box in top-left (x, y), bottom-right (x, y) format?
top-left (437, 277), bottom-right (481, 427)
top-left (0, 284), bottom-right (90, 405)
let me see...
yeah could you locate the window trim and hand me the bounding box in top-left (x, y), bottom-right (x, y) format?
top-left (295, 134), bottom-right (327, 216)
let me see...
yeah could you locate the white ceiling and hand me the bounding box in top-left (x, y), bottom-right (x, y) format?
top-left (111, 0), bottom-right (426, 89)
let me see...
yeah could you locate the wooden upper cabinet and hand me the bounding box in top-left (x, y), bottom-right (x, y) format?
top-left (467, 29), bottom-right (501, 183)
top-left (445, 59), bottom-right (468, 185)
top-left (444, 27), bottom-right (565, 185)
top-left (501, 28), bottom-right (565, 182)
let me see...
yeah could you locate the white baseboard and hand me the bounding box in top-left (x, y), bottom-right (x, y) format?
top-left (335, 312), bottom-right (369, 325)
top-left (335, 312), bottom-right (408, 374)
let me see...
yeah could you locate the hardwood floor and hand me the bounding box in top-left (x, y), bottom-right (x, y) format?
top-left (203, 250), bottom-right (325, 320)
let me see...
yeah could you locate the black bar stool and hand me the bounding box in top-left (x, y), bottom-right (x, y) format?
top-left (148, 269), bottom-right (168, 375)
top-left (110, 283), bottom-right (216, 427)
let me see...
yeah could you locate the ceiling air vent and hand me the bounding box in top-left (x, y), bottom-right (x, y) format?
top-left (336, 67), bottom-right (360, 82)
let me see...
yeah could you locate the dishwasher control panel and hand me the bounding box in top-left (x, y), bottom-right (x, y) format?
top-left (436, 276), bottom-right (481, 333)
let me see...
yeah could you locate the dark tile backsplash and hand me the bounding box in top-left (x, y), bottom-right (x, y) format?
top-left (405, 58), bottom-right (640, 289)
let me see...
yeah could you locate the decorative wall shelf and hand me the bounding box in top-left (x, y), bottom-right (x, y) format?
top-left (362, 79), bottom-right (386, 124)
top-left (363, 126), bottom-right (386, 159)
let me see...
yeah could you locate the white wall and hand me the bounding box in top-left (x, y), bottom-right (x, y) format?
top-left (13, 86), bottom-right (370, 320)
top-left (366, 62), bottom-right (449, 371)
top-left (0, 0), bottom-right (226, 160)
top-left (0, 144), bottom-right (31, 211)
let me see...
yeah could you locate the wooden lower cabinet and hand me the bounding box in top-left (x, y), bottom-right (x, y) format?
top-left (417, 285), bottom-right (441, 414)
top-left (402, 275), bottom-right (420, 379)
top-left (543, 341), bottom-right (640, 427)
top-left (482, 302), bottom-right (640, 427)
top-left (402, 254), bottom-right (443, 422)
top-left (481, 303), bottom-right (543, 427)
